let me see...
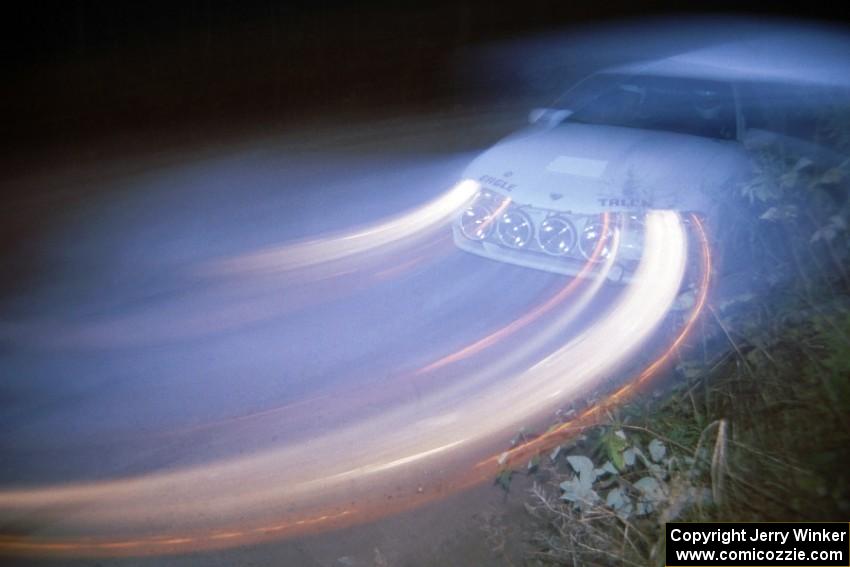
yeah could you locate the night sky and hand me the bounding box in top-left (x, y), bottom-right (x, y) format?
top-left (3, 2), bottom-right (845, 157)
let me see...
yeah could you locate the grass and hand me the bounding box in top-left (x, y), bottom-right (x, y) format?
top-left (516, 126), bottom-right (850, 566)
top-left (521, 289), bottom-right (850, 566)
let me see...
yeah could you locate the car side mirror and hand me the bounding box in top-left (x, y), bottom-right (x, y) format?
top-left (528, 108), bottom-right (572, 126)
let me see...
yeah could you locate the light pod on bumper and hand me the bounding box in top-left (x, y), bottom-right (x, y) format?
top-left (578, 217), bottom-right (615, 261)
top-left (537, 216), bottom-right (576, 255)
top-left (459, 205), bottom-right (495, 241)
top-left (458, 189), bottom-right (510, 242)
top-left (497, 208), bottom-right (534, 249)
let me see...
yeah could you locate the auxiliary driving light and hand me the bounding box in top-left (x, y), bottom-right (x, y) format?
top-left (460, 205), bottom-right (495, 241)
top-left (578, 218), bottom-right (615, 261)
top-left (497, 209), bottom-right (534, 249)
top-left (537, 216), bottom-right (576, 255)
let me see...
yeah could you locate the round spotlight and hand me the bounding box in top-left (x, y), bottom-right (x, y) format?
top-left (497, 209), bottom-right (533, 249)
top-left (537, 216), bottom-right (576, 256)
top-left (460, 205), bottom-right (494, 241)
top-left (578, 219), bottom-right (615, 261)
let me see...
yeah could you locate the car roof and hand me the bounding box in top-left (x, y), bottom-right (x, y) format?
top-left (601, 36), bottom-right (850, 87)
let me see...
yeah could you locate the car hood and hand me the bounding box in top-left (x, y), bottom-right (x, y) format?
top-left (463, 122), bottom-right (752, 214)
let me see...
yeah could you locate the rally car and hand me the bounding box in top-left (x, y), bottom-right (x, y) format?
top-left (452, 52), bottom-right (762, 283)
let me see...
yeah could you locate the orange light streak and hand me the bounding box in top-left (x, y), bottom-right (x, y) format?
top-left (0, 214), bottom-right (710, 559)
top-left (417, 213), bottom-right (612, 374)
top-left (473, 212), bottom-right (712, 471)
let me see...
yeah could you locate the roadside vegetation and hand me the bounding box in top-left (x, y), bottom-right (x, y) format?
top-left (509, 106), bottom-right (850, 566)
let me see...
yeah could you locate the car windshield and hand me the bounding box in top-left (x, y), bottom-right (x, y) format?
top-left (555, 73), bottom-right (737, 140)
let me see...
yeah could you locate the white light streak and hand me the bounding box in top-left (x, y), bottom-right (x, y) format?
top-left (0, 211), bottom-right (688, 553)
top-left (210, 180), bottom-right (480, 275)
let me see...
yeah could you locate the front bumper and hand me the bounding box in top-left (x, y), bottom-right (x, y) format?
top-left (452, 224), bottom-right (633, 284)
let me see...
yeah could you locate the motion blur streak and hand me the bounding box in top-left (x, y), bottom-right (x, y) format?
top-left (2, 182), bottom-right (469, 350)
top-left (634, 215), bottom-right (711, 386)
top-left (167, 215), bottom-right (607, 440)
top-left (0, 212), bottom-right (690, 558)
top-left (209, 179), bottom-right (480, 276)
top-left (417, 212), bottom-right (611, 374)
top-left (482, 212), bottom-right (712, 471)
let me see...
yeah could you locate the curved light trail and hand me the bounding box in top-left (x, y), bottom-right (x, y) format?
top-left (0, 208), bottom-right (710, 559)
top-left (207, 179), bottom-right (481, 276)
top-left (481, 212), bottom-right (712, 470)
top-left (416, 213), bottom-right (612, 374)
top-left (2, 182), bottom-right (474, 351)
top-left (154, 214), bottom-right (612, 443)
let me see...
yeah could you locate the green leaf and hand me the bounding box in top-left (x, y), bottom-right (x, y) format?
top-left (601, 429), bottom-right (628, 471)
top-left (527, 455), bottom-right (541, 475)
top-left (495, 470), bottom-right (513, 492)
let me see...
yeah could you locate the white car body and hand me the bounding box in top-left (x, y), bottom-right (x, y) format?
top-left (452, 53), bottom-right (762, 283)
